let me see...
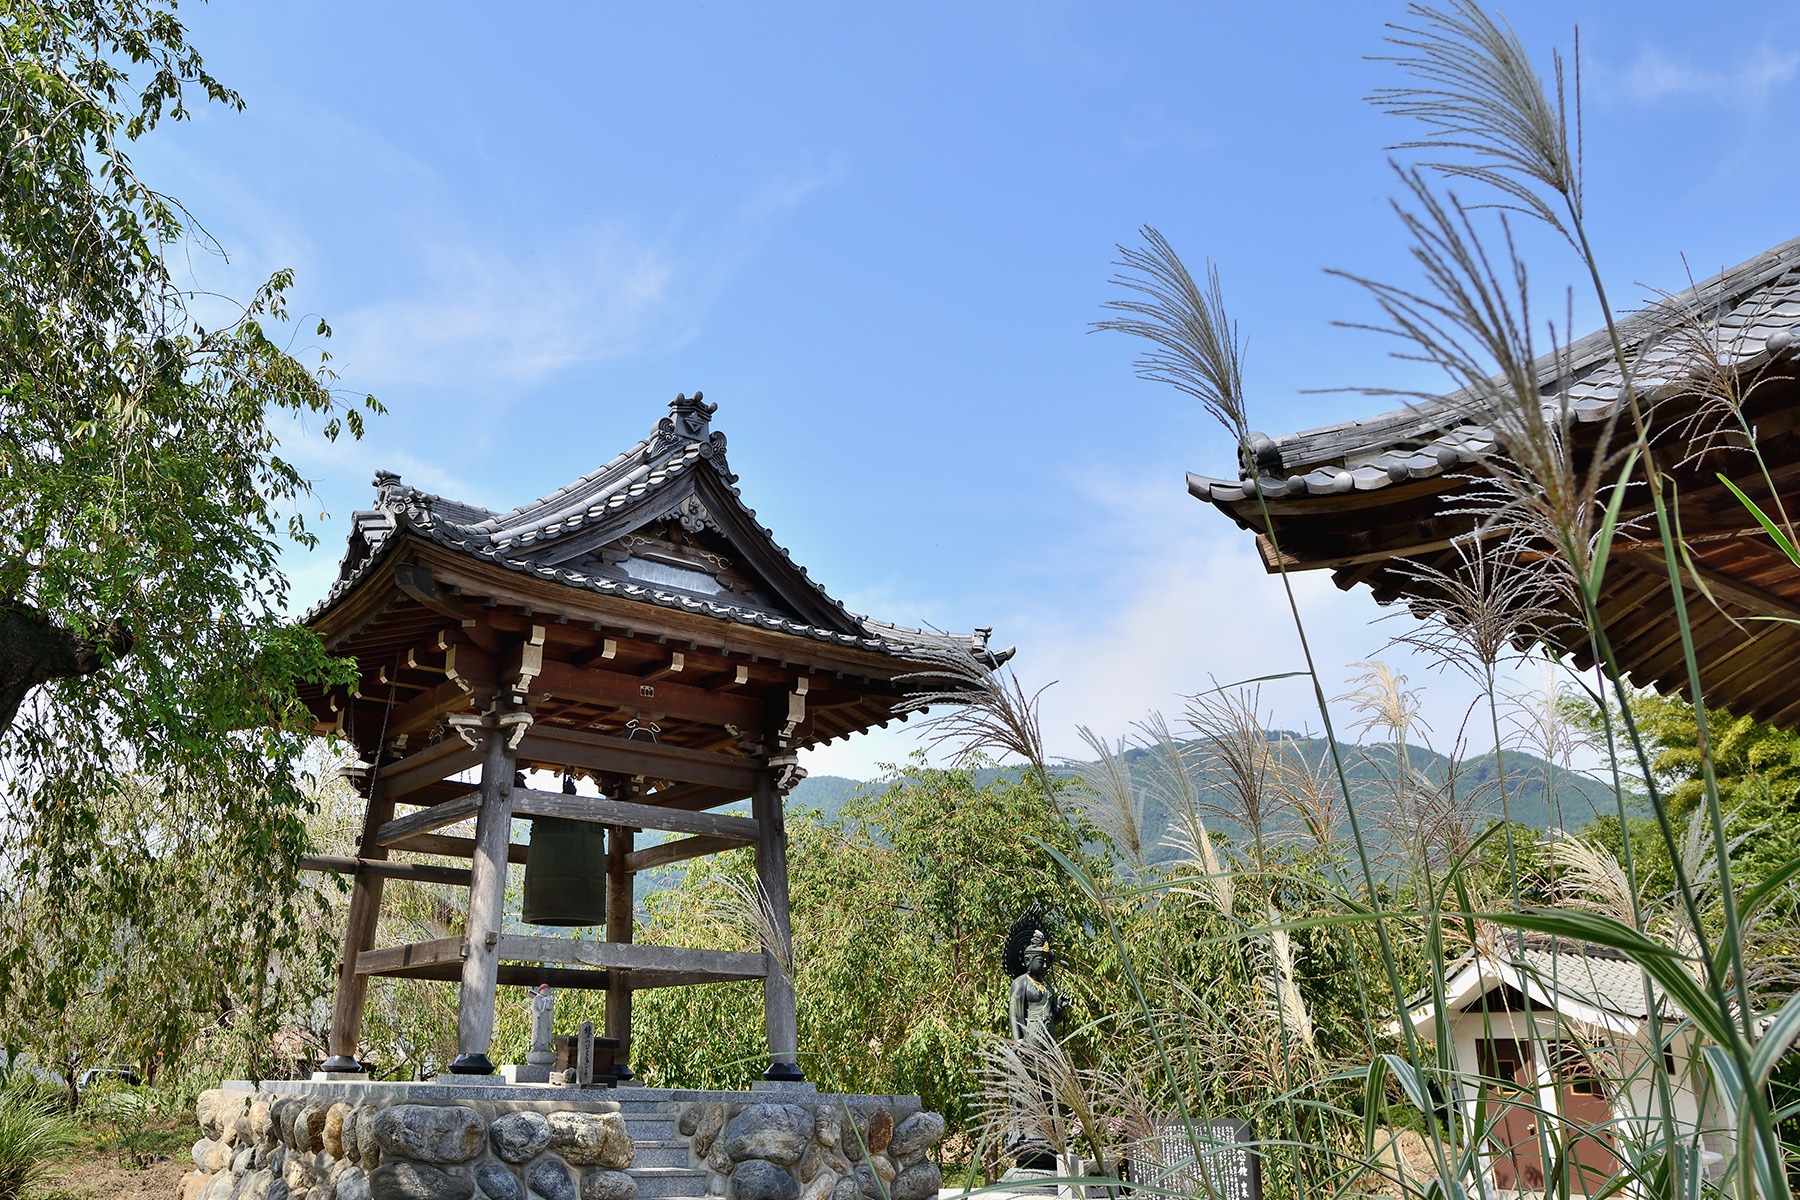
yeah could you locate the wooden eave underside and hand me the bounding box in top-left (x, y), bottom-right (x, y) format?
top-left (300, 534), bottom-right (933, 763)
top-left (1212, 381), bottom-right (1800, 728)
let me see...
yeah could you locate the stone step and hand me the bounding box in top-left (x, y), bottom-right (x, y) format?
top-left (628, 1139), bottom-right (694, 1169)
top-left (622, 1117), bottom-right (680, 1142)
top-left (627, 1165), bottom-right (711, 1199)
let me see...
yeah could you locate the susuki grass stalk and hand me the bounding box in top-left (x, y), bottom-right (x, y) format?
top-left (1080, 6), bottom-right (1800, 1197)
top-left (1101, 233), bottom-right (1462, 1197)
top-left (1364, 3), bottom-right (1791, 1190)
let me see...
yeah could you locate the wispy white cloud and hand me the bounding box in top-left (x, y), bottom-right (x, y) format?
top-left (145, 100), bottom-right (843, 392)
top-left (1614, 43), bottom-right (1799, 105)
top-left (801, 465), bottom-right (1542, 781)
top-left (333, 160), bottom-right (844, 389)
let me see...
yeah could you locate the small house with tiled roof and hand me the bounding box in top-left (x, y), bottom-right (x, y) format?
top-left (1402, 938), bottom-right (1726, 1195)
top-left (1187, 236), bottom-right (1800, 729)
top-left (300, 392), bottom-right (1009, 1080)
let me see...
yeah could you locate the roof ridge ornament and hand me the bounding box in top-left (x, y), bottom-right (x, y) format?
top-left (372, 469), bottom-right (408, 509)
top-left (666, 391), bottom-right (715, 440)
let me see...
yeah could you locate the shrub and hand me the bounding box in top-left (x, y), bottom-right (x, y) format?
top-left (0, 1085), bottom-right (78, 1200)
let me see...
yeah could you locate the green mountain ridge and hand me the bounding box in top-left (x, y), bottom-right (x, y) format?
top-left (784, 734), bottom-right (1616, 842)
top-left (631, 736), bottom-right (1616, 896)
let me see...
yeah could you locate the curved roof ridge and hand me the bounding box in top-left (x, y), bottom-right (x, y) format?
top-left (1188, 233), bottom-right (1800, 505)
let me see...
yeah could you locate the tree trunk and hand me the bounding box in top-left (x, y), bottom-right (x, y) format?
top-left (0, 598), bottom-right (132, 728)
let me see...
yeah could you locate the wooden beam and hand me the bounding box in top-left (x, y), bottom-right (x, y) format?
top-left (357, 936), bottom-right (467, 976)
top-left (376, 738), bottom-right (486, 798)
top-left (396, 562), bottom-right (476, 620)
top-left (324, 773), bottom-right (396, 1068)
top-left (640, 781), bottom-right (751, 812)
top-left (373, 792), bottom-right (481, 847)
top-left (388, 679), bottom-right (481, 738)
top-left (605, 825), bottom-right (634, 1052)
top-left (402, 780), bottom-right (481, 809)
top-left (707, 664), bottom-right (752, 691)
top-left (364, 961), bottom-right (613, 989)
top-left (534, 660), bottom-right (761, 728)
top-left (301, 854), bottom-right (473, 887)
top-left (511, 787), bottom-right (758, 841)
top-left (515, 725), bottom-right (762, 791)
top-left (624, 833), bottom-right (752, 873)
top-left (639, 651), bottom-right (686, 682)
top-left (571, 637), bottom-right (618, 668)
top-left (358, 959), bottom-right (732, 990)
top-left (416, 549), bottom-right (922, 682)
top-left (1616, 546), bottom-right (1800, 623)
top-left (754, 767), bottom-right (800, 1078)
top-left (497, 934), bottom-right (767, 982)
top-left (387, 832), bottom-right (529, 866)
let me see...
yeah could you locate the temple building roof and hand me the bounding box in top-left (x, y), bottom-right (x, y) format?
top-left (302, 393), bottom-right (1010, 759)
top-left (1185, 236), bottom-right (1800, 728)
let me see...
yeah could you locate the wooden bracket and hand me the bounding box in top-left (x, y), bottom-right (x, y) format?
top-left (640, 652), bottom-right (685, 682)
top-left (395, 563), bottom-right (497, 649)
top-left (508, 625), bottom-right (547, 699)
top-left (778, 689), bottom-right (806, 744)
top-left (447, 713), bottom-right (485, 750)
top-left (496, 710), bottom-right (535, 750)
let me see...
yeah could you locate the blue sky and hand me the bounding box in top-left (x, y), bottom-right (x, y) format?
top-left (146, 2), bottom-right (1800, 777)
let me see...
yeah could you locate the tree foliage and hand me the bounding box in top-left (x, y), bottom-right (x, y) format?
top-left (0, 0), bottom-right (377, 1077)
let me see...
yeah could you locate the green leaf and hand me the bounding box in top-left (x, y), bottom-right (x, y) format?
top-left (1380, 1053), bottom-right (1433, 1117)
top-left (1718, 474), bottom-right (1800, 568)
top-left (1751, 997), bottom-right (1800, 1091)
top-left (1589, 447), bottom-right (1640, 595)
top-left (1186, 670), bottom-right (1310, 699)
top-left (1362, 1055), bottom-right (1388, 1165)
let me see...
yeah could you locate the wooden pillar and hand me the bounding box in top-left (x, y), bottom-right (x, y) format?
top-left (752, 767), bottom-right (803, 1081)
top-left (449, 714), bottom-right (520, 1074)
top-left (320, 772), bottom-right (394, 1073)
top-left (604, 821), bottom-right (635, 1076)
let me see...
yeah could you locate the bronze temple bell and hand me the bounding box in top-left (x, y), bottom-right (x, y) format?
top-left (521, 774), bottom-right (608, 927)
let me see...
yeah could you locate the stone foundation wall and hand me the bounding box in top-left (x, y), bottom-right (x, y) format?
top-left (180, 1088), bottom-right (635, 1200)
top-left (676, 1097), bottom-right (944, 1200)
top-left (174, 1084), bottom-right (946, 1200)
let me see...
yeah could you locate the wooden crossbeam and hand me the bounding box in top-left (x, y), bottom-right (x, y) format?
top-left (707, 664), bottom-right (752, 691)
top-left (373, 792), bottom-right (480, 847)
top-left (624, 833), bottom-right (753, 873)
top-left (357, 935), bottom-right (764, 988)
top-left (511, 788), bottom-right (757, 841)
top-left (356, 936), bottom-right (467, 976)
top-left (498, 934), bottom-right (767, 982)
top-left (300, 854), bottom-right (472, 887)
top-left (403, 780), bottom-right (481, 808)
top-left (389, 679), bottom-right (481, 738)
top-left (1616, 545), bottom-right (1800, 623)
top-left (376, 738), bottom-right (486, 798)
top-left (387, 832), bottom-right (529, 865)
top-left (534, 660), bottom-right (760, 728)
top-left (516, 725), bottom-right (762, 791)
top-left (640, 781), bottom-right (751, 812)
top-left (366, 961), bottom-right (613, 990)
top-left (639, 652), bottom-right (685, 682)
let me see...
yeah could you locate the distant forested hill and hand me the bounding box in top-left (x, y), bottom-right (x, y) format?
top-left (790, 735), bottom-right (1614, 842)
top-left (635, 736), bottom-right (1618, 895)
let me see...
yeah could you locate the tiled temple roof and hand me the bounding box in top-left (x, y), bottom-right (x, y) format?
top-left (1187, 234), bottom-right (1800, 503)
top-left (306, 394), bottom-right (1011, 668)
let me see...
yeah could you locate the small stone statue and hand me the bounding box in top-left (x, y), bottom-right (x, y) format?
top-left (1009, 928), bottom-right (1067, 1051)
top-left (1002, 917), bottom-right (1070, 1174)
top-left (527, 985), bottom-right (556, 1067)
